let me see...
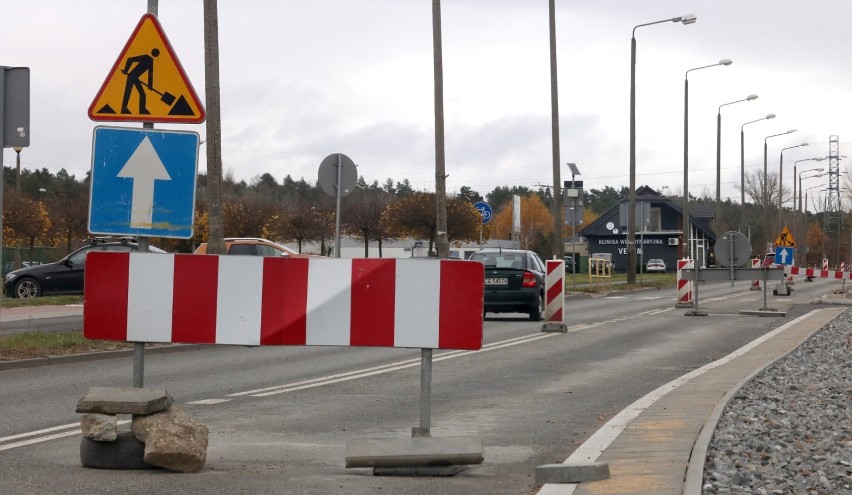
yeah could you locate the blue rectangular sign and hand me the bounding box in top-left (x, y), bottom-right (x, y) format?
top-left (774, 246), bottom-right (795, 266)
top-left (89, 126), bottom-right (199, 239)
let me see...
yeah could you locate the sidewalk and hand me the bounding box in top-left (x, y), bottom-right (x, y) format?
top-left (537, 306), bottom-right (846, 495)
top-left (0, 304), bottom-right (84, 323)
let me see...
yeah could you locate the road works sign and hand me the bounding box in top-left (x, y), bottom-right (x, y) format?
top-left (773, 226), bottom-right (796, 247)
top-left (88, 13), bottom-right (205, 123)
top-left (89, 126), bottom-right (199, 238)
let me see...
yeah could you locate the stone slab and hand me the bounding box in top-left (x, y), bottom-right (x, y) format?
top-left (535, 462), bottom-right (610, 483)
top-left (738, 309), bottom-right (787, 317)
top-left (76, 387), bottom-right (173, 415)
top-left (345, 436), bottom-right (484, 468)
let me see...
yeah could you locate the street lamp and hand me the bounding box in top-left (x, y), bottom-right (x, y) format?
top-left (740, 114), bottom-right (775, 205)
top-left (764, 129), bottom-right (796, 236)
top-left (716, 95), bottom-right (756, 208)
top-left (683, 59), bottom-right (731, 259)
top-left (629, 13), bottom-right (696, 285)
top-left (778, 142), bottom-right (808, 230)
top-left (796, 168), bottom-right (825, 264)
top-left (793, 158), bottom-right (826, 212)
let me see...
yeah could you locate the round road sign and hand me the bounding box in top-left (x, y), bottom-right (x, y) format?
top-left (474, 201), bottom-right (492, 224)
top-left (715, 231), bottom-right (752, 268)
top-left (318, 153), bottom-right (357, 198)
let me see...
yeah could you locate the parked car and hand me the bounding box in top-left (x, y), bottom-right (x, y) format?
top-left (469, 249), bottom-right (547, 321)
top-left (193, 237), bottom-right (315, 257)
top-left (645, 258), bottom-right (667, 273)
top-left (3, 238), bottom-right (166, 298)
top-left (761, 252), bottom-right (776, 267)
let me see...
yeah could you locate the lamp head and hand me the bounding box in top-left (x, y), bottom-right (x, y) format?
top-left (746, 94), bottom-right (758, 101)
top-left (800, 142), bottom-right (809, 147)
top-left (720, 59), bottom-right (733, 66)
top-left (787, 129), bottom-right (797, 134)
top-left (766, 114), bottom-right (776, 119)
top-left (674, 14), bottom-right (697, 24)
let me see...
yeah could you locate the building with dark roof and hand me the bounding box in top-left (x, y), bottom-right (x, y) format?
top-left (579, 186), bottom-right (716, 272)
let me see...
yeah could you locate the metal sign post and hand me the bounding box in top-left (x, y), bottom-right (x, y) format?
top-left (318, 153), bottom-right (357, 258)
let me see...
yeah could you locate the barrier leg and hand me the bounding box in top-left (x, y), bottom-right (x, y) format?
top-left (412, 348), bottom-right (432, 438)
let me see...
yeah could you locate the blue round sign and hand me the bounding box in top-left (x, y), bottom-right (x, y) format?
top-left (474, 201), bottom-right (492, 225)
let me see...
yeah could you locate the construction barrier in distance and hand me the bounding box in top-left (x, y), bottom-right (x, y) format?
top-left (676, 259), bottom-right (693, 306)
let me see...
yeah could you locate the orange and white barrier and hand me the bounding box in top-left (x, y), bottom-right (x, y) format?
top-left (676, 259), bottom-right (693, 305)
top-left (544, 260), bottom-right (565, 323)
top-left (84, 253), bottom-right (484, 350)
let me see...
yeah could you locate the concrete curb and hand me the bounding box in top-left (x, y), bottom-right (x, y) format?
top-left (0, 344), bottom-right (211, 372)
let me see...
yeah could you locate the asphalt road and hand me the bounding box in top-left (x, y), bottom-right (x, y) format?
top-left (0, 277), bottom-right (839, 495)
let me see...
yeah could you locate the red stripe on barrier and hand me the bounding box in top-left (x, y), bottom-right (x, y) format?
top-left (84, 251), bottom-right (129, 341)
top-left (172, 255), bottom-right (218, 343)
top-left (260, 258), bottom-right (308, 345)
top-left (350, 259), bottom-right (396, 346)
top-left (438, 260), bottom-right (483, 350)
top-left (547, 277), bottom-right (562, 302)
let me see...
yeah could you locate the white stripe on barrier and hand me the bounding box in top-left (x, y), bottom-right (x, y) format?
top-left (396, 261), bottom-right (440, 348)
top-left (218, 256), bottom-right (263, 345)
top-left (128, 253), bottom-right (174, 342)
top-left (307, 258), bottom-right (352, 346)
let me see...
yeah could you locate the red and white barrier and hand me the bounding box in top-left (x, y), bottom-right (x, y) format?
top-left (785, 265), bottom-right (852, 280)
top-left (750, 258), bottom-right (761, 290)
top-left (676, 259), bottom-right (693, 305)
top-left (544, 260), bottom-right (565, 323)
top-left (84, 253), bottom-right (484, 350)
top-left (822, 258), bottom-right (829, 270)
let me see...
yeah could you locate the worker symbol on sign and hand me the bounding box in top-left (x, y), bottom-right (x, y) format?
top-left (121, 48), bottom-right (160, 115)
top-left (773, 226), bottom-right (797, 248)
top-left (88, 13), bottom-right (206, 123)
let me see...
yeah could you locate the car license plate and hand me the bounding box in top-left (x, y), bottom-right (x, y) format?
top-left (485, 277), bottom-right (508, 286)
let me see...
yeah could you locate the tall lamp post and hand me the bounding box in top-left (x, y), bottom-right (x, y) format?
top-left (683, 59), bottom-right (731, 259)
top-left (629, 14), bottom-right (696, 285)
top-left (716, 95), bottom-right (757, 208)
top-left (797, 168), bottom-right (825, 264)
top-left (778, 142), bottom-right (808, 230)
top-left (740, 114), bottom-right (775, 206)
top-left (764, 129), bottom-right (796, 242)
top-left (793, 159), bottom-right (825, 212)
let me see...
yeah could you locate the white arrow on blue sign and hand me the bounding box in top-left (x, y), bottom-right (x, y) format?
top-left (89, 126), bottom-right (199, 239)
top-left (774, 246), bottom-right (794, 265)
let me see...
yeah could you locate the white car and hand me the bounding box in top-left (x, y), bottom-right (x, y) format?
top-left (645, 259), bottom-right (666, 273)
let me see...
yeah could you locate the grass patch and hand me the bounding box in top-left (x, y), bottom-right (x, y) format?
top-left (1, 294), bottom-right (84, 308)
top-left (0, 330), bottom-right (132, 361)
top-left (567, 272), bottom-right (676, 293)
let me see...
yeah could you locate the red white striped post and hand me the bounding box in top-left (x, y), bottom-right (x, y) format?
top-left (675, 259), bottom-right (693, 307)
top-left (750, 258), bottom-right (761, 291)
top-left (542, 260), bottom-right (566, 333)
top-left (822, 258), bottom-right (829, 270)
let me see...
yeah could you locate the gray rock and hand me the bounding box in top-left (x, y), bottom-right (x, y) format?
top-left (131, 406), bottom-right (208, 473)
top-left (80, 413), bottom-right (118, 441)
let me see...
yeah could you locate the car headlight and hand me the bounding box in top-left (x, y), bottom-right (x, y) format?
top-left (5, 273), bottom-right (16, 282)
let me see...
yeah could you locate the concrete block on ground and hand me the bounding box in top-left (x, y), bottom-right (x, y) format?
top-left (345, 436), bottom-right (484, 468)
top-left (80, 413), bottom-right (118, 442)
top-left (541, 323), bottom-right (567, 333)
top-left (76, 387), bottom-right (173, 415)
top-left (739, 309), bottom-right (786, 317)
top-left (535, 462), bottom-right (610, 483)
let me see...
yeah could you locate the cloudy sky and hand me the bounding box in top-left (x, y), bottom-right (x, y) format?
top-left (3, 1), bottom-right (850, 204)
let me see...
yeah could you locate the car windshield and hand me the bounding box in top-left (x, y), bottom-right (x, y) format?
top-left (471, 252), bottom-right (526, 269)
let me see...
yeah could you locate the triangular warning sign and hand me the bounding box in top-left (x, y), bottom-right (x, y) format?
top-left (773, 226), bottom-right (796, 247)
top-left (88, 14), bottom-right (205, 124)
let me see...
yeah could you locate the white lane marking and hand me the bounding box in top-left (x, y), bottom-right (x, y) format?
top-left (0, 304), bottom-right (661, 452)
top-left (0, 420), bottom-right (130, 452)
top-left (187, 398), bottom-right (232, 405)
top-left (536, 309), bottom-right (824, 495)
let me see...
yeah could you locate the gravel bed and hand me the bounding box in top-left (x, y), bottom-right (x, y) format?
top-left (702, 308), bottom-right (852, 494)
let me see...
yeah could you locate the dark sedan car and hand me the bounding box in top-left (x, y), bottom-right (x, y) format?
top-left (3, 239), bottom-right (166, 298)
top-left (469, 249), bottom-right (547, 321)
